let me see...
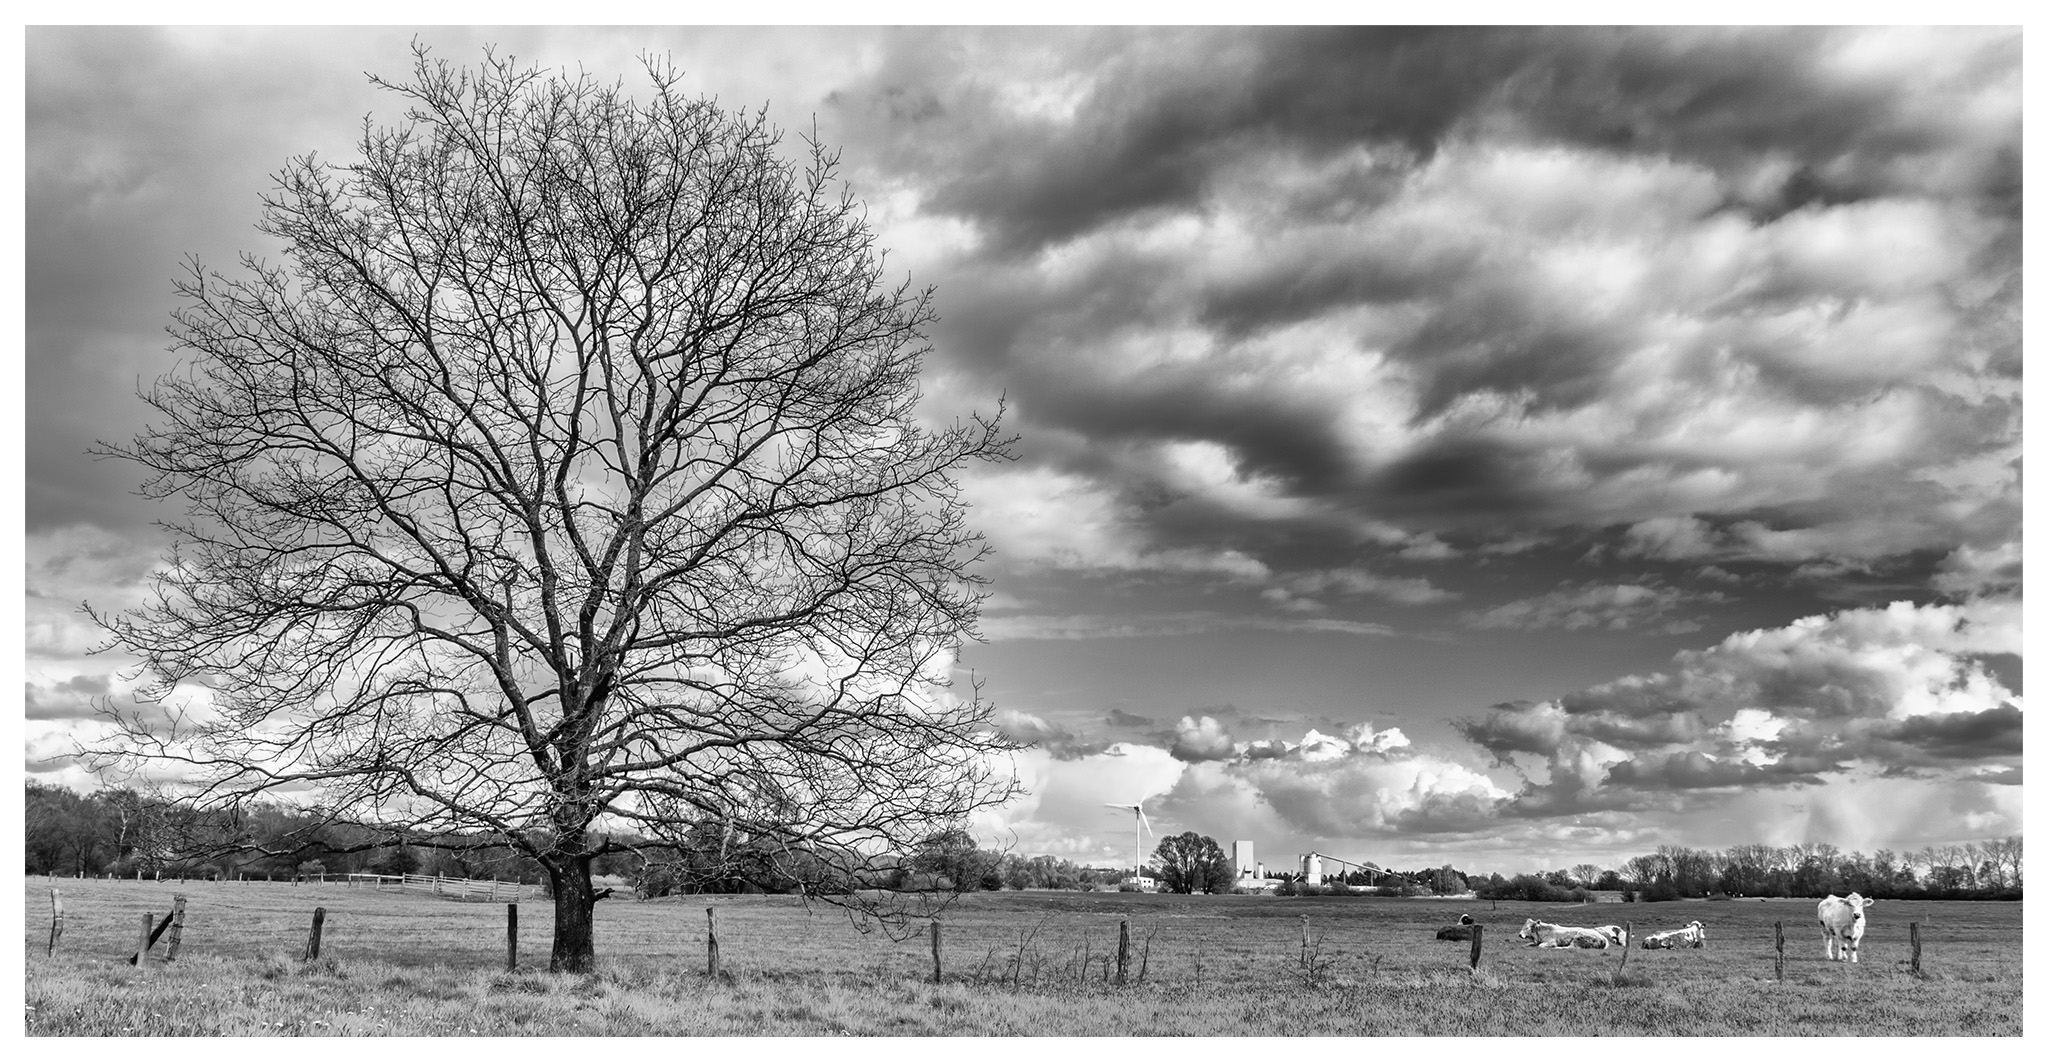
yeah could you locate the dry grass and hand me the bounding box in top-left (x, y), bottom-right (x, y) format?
top-left (23, 878), bottom-right (2022, 1035)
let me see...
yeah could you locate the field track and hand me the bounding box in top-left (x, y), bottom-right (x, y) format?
top-left (23, 877), bottom-right (2022, 1035)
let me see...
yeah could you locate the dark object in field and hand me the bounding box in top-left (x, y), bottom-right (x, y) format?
top-left (1435, 913), bottom-right (1478, 940)
top-left (128, 908), bottom-right (176, 964)
top-left (592, 887), bottom-right (615, 902)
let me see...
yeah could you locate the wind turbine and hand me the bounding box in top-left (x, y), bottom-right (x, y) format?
top-left (1104, 802), bottom-right (1153, 884)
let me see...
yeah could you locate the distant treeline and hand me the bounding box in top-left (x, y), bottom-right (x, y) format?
top-left (25, 783), bottom-right (2021, 901)
top-left (1470, 841), bottom-right (2024, 903)
top-left (20, 783), bottom-right (1130, 895)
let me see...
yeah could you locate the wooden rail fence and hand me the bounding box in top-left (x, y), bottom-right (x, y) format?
top-left (338, 872), bottom-right (537, 900)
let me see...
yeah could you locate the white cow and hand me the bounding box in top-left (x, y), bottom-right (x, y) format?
top-left (1816, 893), bottom-right (1875, 962)
top-left (1639, 920), bottom-right (1706, 949)
top-left (1518, 918), bottom-right (1617, 949)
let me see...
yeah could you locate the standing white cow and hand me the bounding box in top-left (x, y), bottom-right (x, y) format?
top-left (1816, 893), bottom-right (1875, 962)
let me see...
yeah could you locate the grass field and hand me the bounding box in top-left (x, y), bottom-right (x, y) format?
top-left (22, 877), bottom-right (2021, 1035)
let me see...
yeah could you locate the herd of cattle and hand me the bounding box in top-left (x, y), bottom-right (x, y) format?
top-left (1431, 892), bottom-right (1879, 960)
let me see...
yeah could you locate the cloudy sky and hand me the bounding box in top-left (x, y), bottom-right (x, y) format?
top-left (23, 25), bottom-right (2024, 876)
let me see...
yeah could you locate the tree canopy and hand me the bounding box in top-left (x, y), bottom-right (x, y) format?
top-left (1152, 831), bottom-right (1236, 894)
top-left (88, 44), bottom-right (1019, 971)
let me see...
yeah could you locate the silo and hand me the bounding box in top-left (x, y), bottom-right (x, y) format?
top-left (1232, 840), bottom-right (1255, 879)
top-left (1300, 853), bottom-right (1322, 882)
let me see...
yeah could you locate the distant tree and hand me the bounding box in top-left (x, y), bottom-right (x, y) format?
top-left (1152, 832), bottom-right (1234, 894)
top-left (1426, 865), bottom-right (1468, 895)
top-left (908, 828), bottom-right (1000, 894)
top-left (1570, 863), bottom-right (1602, 888)
top-left (372, 843), bottom-right (421, 876)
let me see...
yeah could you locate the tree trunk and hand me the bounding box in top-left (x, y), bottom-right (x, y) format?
top-left (547, 857), bottom-right (598, 973)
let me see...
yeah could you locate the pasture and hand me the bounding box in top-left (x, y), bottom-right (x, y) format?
top-left (23, 877), bottom-right (2021, 1035)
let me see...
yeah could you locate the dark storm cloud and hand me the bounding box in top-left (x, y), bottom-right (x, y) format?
top-left (827, 26), bottom-right (2020, 598)
top-left (1104, 708), bottom-right (1154, 729)
top-left (893, 27), bottom-right (1510, 257)
top-left (1859, 704), bottom-right (2024, 764)
top-left (842, 27), bottom-right (2018, 257)
top-left (26, 27), bottom-right (385, 533)
top-left (1452, 702), bottom-right (1567, 761)
top-left (1557, 674), bottom-right (1692, 720)
top-left (1602, 749), bottom-right (1830, 791)
top-left (1454, 696), bottom-right (1706, 759)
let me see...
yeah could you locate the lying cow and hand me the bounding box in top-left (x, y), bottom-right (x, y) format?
top-left (1817, 893), bottom-right (1875, 963)
top-left (1518, 918), bottom-right (1624, 949)
top-left (1639, 921), bottom-right (1706, 949)
top-left (1435, 914), bottom-right (1478, 941)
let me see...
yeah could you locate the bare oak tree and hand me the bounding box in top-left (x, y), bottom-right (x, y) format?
top-left (89, 45), bottom-right (1020, 972)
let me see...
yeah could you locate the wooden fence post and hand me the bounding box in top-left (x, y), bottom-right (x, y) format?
top-left (1469, 924), bottom-right (1483, 972)
top-left (46, 888), bottom-right (62, 957)
top-left (129, 910), bottom-right (173, 965)
top-left (706, 907), bottom-right (720, 977)
top-left (1774, 921), bottom-right (1784, 980)
top-left (1910, 921), bottom-right (1921, 976)
top-left (506, 903), bottom-right (518, 972)
top-left (136, 912), bottom-right (153, 970)
top-left (930, 919), bottom-right (943, 984)
top-left (1116, 918), bottom-right (1130, 986)
top-left (166, 895), bottom-right (188, 961)
top-left (1616, 921), bottom-right (1633, 975)
top-left (304, 906), bottom-right (326, 961)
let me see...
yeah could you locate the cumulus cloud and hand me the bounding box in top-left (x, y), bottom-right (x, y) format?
top-left (1169, 715), bottom-right (1237, 762)
top-left (1156, 719), bottom-right (1508, 838)
top-left (1452, 599), bottom-right (2022, 818)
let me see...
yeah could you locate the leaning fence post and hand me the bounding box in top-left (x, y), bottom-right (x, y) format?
top-left (1616, 921), bottom-right (1633, 976)
top-left (706, 906), bottom-right (720, 977)
top-left (1116, 918), bottom-right (1131, 986)
top-left (930, 919), bottom-right (943, 984)
top-left (506, 903), bottom-right (518, 972)
top-left (166, 895), bottom-right (188, 961)
top-left (1910, 921), bottom-right (1922, 976)
top-left (1774, 921), bottom-right (1785, 980)
top-left (303, 906), bottom-right (326, 961)
top-left (46, 888), bottom-right (63, 957)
